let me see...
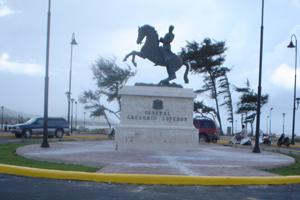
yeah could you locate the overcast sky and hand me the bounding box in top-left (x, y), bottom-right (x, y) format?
top-left (1, 0), bottom-right (300, 135)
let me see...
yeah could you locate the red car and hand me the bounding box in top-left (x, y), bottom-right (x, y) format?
top-left (193, 118), bottom-right (220, 143)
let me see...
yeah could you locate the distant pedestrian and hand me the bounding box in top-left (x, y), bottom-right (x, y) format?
top-left (4, 120), bottom-right (8, 132)
top-left (11, 118), bottom-right (15, 125)
top-left (19, 117), bottom-right (23, 123)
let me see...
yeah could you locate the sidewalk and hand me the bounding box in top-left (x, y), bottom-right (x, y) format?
top-left (1, 131), bottom-right (299, 175)
top-left (2, 133), bottom-right (300, 185)
top-left (15, 140), bottom-right (294, 177)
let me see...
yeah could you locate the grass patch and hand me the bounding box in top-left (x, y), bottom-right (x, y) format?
top-left (264, 154), bottom-right (300, 176)
top-left (89, 129), bottom-right (106, 134)
top-left (0, 143), bottom-right (100, 173)
top-left (73, 128), bottom-right (106, 134)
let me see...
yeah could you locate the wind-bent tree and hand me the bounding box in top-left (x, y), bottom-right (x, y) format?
top-left (194, 100), bottom-right (217, 120)
top-left (79, 56), bottom-right (136, 128)
top-left (180, 38), bottom-right (230, 134)
top-left (218, 70), bottom-right (234, 134)
top-left (235, 79), bottom-right (269, 134)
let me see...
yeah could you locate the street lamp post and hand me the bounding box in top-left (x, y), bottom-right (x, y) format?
top-left (282, 113), bottom-right (286, 134)
top-left (253, 0), bottom-right (265, 153)
top-left (75, 101), bottom-right (77, 129)
top-left (266, 116), bottom-right (269, 134)
top-left (296, 98), bottom-right (300, 110)
top-left (84, 111), bottom-right (86, 127)
top-left (70, 98), bottom-right (75, 134)
top-left (287, 34), bottom-right (298, 145)
top-left (269, 108), bottom-right (273, 135)
top-left (1, 106), bottom-right (4, 129)
top-left (41, 0), bottom-right (51, 148)
top-left (67, 33), bottom-right (78, 133)
top-left (65, 92), bottom-right (70, 135)
top-left (235, 119), bottom-right (237, 133)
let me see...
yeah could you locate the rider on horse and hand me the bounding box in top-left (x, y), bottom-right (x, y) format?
top-left (159, 25), bottom-right (175, 62)
top-left (123, 24), bottom-right (189, 85)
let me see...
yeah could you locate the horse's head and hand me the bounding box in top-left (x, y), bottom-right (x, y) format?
top-left (137, 26), bottom-right (146, 45)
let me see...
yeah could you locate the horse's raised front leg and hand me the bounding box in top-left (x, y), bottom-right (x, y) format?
top-left (123, 50), bottom-right (141, 67)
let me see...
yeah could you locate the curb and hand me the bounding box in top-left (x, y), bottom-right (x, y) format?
top-left (1, 164), bottom-right (300, 186)
top-left (1, 139), bottom-right (300, 185)
top-left (218, 140), bottom-right (300, 149)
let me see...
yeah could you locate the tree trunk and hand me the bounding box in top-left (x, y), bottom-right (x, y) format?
top-left (210, 73), bottom-right (223, 134)
top-left (103, 111), bottom-right (111, 129)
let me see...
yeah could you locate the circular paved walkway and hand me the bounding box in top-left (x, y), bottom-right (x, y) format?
top-left (16, 140), bottom-right (294, 177)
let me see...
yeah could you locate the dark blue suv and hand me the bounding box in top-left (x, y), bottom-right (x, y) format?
top-left (10, 117), bottom-right (69, 138)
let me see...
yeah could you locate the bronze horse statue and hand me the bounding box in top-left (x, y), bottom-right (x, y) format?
top-left (123, 25), bottom-right (189, 85)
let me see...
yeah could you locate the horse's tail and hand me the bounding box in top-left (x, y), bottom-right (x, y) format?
top-left (183, 61), bottom-right (189, 84)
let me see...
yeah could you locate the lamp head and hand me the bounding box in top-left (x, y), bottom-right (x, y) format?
top-left (70, 38), bottom-right (78, 45)
top-left (70, 33), bottom-right (78, 45)
top-left (296, 97), bottom-right (300, 103)
top-left (287, 41), bottom-right (296, 48)
top-left (65, 92), bottom-right (71, 97)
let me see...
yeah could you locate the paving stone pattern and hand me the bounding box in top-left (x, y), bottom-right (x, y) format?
top-left (16, 140), bottom-right (295, 177)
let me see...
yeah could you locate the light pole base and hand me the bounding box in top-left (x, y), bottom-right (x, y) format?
top-left (41, 141), bottom-right (50, 148)
top-left (252, 146), bottom-right (261, 153)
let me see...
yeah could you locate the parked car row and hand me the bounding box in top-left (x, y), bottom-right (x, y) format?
top-left (10, 117), bottom-right (70, 138)
top-left (9, 117), bottom-right (219, 142)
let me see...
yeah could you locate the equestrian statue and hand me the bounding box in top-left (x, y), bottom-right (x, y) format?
top-left (123, 25), bottom-right (189, 86)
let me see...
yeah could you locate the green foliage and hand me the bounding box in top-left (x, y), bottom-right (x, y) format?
top-left (264, 154), bottom-right (300, 176)
top-left (91, 56), bottom-right (135, 102)
top-left (194, 101), bottom-right (216, 115)
top-left (180, 38), bottom-right (232, 133)
top-left (79, 56), bottom-right (136, 127)
top-left (0, 143), bottom-right (100, 172)
top-left (218, 73), bottom-right (234, 134)
top-left (235, 79), bottom-right (269, 132)
top-left (180, 39), bottom-right (227, 75)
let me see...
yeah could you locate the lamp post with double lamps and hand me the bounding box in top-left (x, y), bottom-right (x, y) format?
top-left (287, 34), bottom-right (298, 145)
top-left (67, 33), bottom-right (78, 134)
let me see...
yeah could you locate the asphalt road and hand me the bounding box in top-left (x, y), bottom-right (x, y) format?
top-left (1, 134), bottom-right (300, 199)
top-left (1, 173), bottom-right (300, 200)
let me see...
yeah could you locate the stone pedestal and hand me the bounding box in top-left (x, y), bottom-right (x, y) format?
top-left (115, 86), bottom-right (198, 151)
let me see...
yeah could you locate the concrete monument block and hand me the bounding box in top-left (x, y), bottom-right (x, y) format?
top-left (115, 86), bottom-right (198, 151)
